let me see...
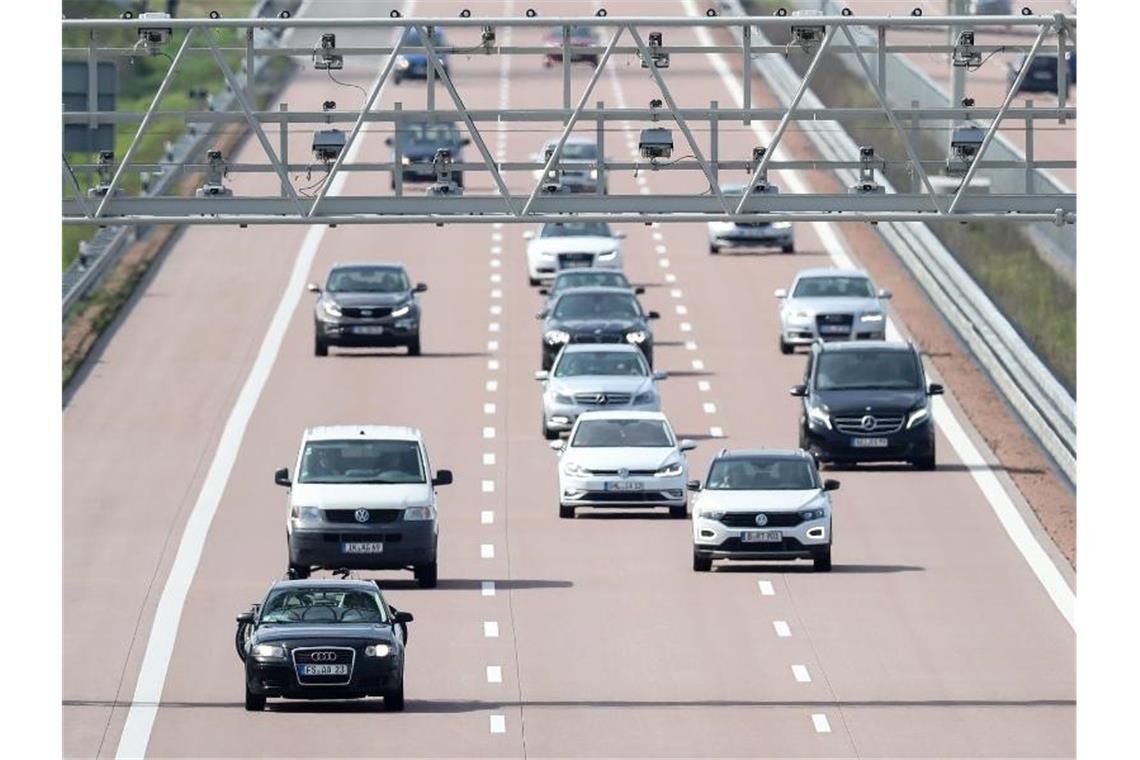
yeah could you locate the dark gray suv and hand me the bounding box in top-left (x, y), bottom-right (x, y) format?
top-left (310, 262), bottom-right (426, 356)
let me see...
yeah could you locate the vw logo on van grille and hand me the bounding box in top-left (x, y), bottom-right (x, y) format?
top-left (860, 415), bottom-right (877, 431)
top-left (618, 467), bottom-right (630, 478)
top-left (311, 651), bottom-right (338, 662)
top-left (754, 513), bottom-right (769, 527)
top-left (354, 508), bottom-right (370, 523)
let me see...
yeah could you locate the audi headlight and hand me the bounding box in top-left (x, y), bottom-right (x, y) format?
top-left (632, 391), bottom-right (656, 405)
top-left (698, 509), bottom-right (725, 521)
top-left (807, 405), bottom-right (832, 430)
top-left (403, 505), bottom-right (435, 521)
top-left (772, 221), bottom-right (792, 229)
top-left (596, 248), bottom-right (617, 261)
top-left (391, 303), bottom-right (412, 318)
top-left (859, 312), bottom-right (884, 323)
top-left (290, 506), bottom-right (322, 525)
top-left (562, 461), bottom-right (590, 477)
top-left (906, 406), bottom-right (930, 429)
top-left (545, 330), bottom-right (571, 345)
top-left (321, 299), bottom-right (342, 318)
top-left (786, 311), bottom-right (811, 325)
top-left (251, 643), bottom-right (286, 659)
top-left (799, 507), bottom-right (828, 521)
top-left (365, 643), bottom-right (393, 657)
top-left (655, 461), bottom-right (683, 477)
top-left (625, 330), bottom-right (648, 345)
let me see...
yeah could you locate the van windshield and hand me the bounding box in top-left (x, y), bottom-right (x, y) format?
top-left (298, 440), bottom-right (425, 484)
top-left (815, 351), bottom-right (921, 391)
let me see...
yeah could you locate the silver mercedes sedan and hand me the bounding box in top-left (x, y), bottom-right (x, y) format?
top-left (774, 268), bottom-right (892, 354)
top-left (535, 344), bottom-right (667, 439)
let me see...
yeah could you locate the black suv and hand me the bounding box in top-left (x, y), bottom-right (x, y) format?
top-left (386, 121), bottom-right (470, 188)
top-left (310, 262), bottom-right (426, 356)
top-left (538, 287), bottom-right (659, 370)
top-left (790, 341), bottom-right (943, 469)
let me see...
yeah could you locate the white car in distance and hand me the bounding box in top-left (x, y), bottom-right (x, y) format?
top-left (524, 221), bottom-right (625, 285)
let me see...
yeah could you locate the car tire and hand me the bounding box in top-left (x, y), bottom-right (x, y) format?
top-left (813, 547), bottom-right (832, 572)
top-left (287, 563), bottom-right (310, 580)
top-left (542, 419), bottom-right (559, 440)
top-left (314, 336), bottom-right (328, 357)
top-left (559, 503), bottom-right (575, 519)
top-left (692, 551), bottom-right (712, 572)
top-left (913, 452), bottom-right (936, 471)
top-left (709, 244), bottom-right (721, 255)
top-left (781, 244), bottom-right (795, 254)
top-left (669, 503), bottom-right (688, 519)
top-left (245, 686), bottom-right (266, 712)
top-left (407, 337), bottom-right (422, 356)
top-left (779, 337), bottom-right (794, 355)
top-left (383, 680), bottom-right (405, 712)
top-left (414, 561), bottom-right (438, 589)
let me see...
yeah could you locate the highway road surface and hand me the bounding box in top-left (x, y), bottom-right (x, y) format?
top-left (63, 0), bottom-right (1075, 756)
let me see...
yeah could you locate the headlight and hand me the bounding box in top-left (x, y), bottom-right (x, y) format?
top-left (906, 406), bottom-right (930, 429)
top-left (859, 312), bottom-right (884, 323)
top-left (321, 299), bottom-right (342, 318)
top-left (365, 643), bottom-right (393, 657)
top-left (391, 303), bottom-right (412, 318)
top-left (562, 461), bottom-right (590, 477)
top-left (403, 506), bottom-right (435, 521)
top-left (772, 221), bottom-right (792, 229)
top-left (397, 58), bottom-right (410, 69)
top-left (632, 391), bottom-right (656, 405)
top-left (625, 330), bottom-right (648, 344)
top-left (799, 507), bottom-right (828, 521)
top-left (596, 249), bottom-right (617, 261)
top-left (544, 330), bottom-right (570, 345)
top-left (290, 506), bottom-right (322, 525)
top-left (251, 643), bottom-right (286, 659)
top-left (807, 405), bottom-right (832, 430)
top-left (552, 392), bottom-right (574, 404)
top-left (786, 311), bottom-right (811, 325)
top-left (655, 461), bottom-right (683, 477)
top-left (401, 156), bottom-right (412, 165)
top-left (698, 509), bottom-right (725, 521)
top-left (540, 250), bottom-right (555, 259)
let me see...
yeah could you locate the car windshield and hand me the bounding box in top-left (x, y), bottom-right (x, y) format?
top-left (792, 276), bottom-right (875, 299)
top-left (572, 418), bottom-right (672, 447)
top-left (402, 123), bottom-right (460, 144)
top-left (548, 142), bottom-right (598, 160)
top-left (540, 221), bottom-right (612, 238)
top-left (553, 292), bottom-right (641, 320)
top-left (298, 439), bottom-right (425, 484)
top-left (326, 267), bottom-right (409, 294)
top-left (259, 588), bottom-right (387, 625)
top-left (554, 350), bottom-right (648, 377)
top-left (815, 351), bottom-right (922, 391)
top-left (706, 458), bottom-right (817, 491)
top-left (552, 271), bottom-right (630, 294)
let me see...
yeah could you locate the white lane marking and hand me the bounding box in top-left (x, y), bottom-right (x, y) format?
top-left (680, 322), bottom-right (692, 333)
top-left (684, 0), bottom-right (1075, 630)
top-left (685, 341), bottom-right (698, 351)
top-left (488, 322), bottom-right (501, 333)
top-left (670, 288), bottom-right (683, 298)
top-left (483, 452), bottom-right (496, 466)
top-left (483, 403), bottom-right (496, 415)
top-left (483, 427), bottom-right (496, 439)
top-left (491, 232), bottom-right (502, 242)
top-left (488, 359), bottom-right (500, 370)
top-left (486, 665), bottom-right (503, 683)
top-left (114, 1), bottom-right (402, 754)
top-left (490, 304), bottom-right (503, 316)
top-left (709, 426), bottom-right (725, 438)
top-left (703, 402), bottom-right (717, 414)
top-left (757, 580), bottom-right (775, 596)
top-left (481, 479), bottom-right (495, 493)
top-left (487, 340), bottom-right (499, 352)
top-left (491, 246), bottom-right (502, 255)
top-left (491, 288), bottom-right (503, 299)
top-left (653, 232), bottom-right (664, 241)
top-left (481, 544), bottom-right (495, 559)
top-left (489, 715), bottom-right (506, 734)
top-left (773, 620), bottom-right (792, 637)
top-left (493, 222), bottom-right (503, 230)
top-left (792, 665), bottom-right (812, 683)
top-left (490, 272), bottom-right (502, 283)
top-left (664, 273), bottom-right (677, 283)
top-left (639, 186), bottom-right (651, 195)
top-left (486, 380), bottom-right (498, 392)
top-left (481, 580), bottom-right (496, 596)
top-left (484, 621), bottom-right (500, 638)
top-left (481, 510), bottom-right (495, 524)
top-left (692, 359), bottom-right (705, 370)
top-left (675, 305), bottom-right (688, 315)
top-left (698, 380), bottom-right (711, 392)
top-left (490, 259), bottom-right (501, 268)
top-left (658, 258), bottom-right (670, 268)
top-left (811, 714), bottom-right (832, 733)
top-left (655, 245), bottom-right (667, 255)
top-left (637, 176), bottom-right (648, 185)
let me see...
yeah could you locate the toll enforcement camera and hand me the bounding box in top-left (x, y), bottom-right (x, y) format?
top-left (88, 151), bottom-right (119, 198)
top-left (312, 129), bottom-right (346, 163)
top-left (849, 145), bottom-right (884, 194)
top-left (790, 10), bottom-right (826, 51)
top-left (196, 149), bottom-right (232, 197)
top-left (746, 147), bottom-right (779, 194)
top-left (945, 123), bottom-right (985, 176)
top-left (314, 33), bottom-right (344, 70)
top-left (952, 30), bottom-right (981, 68)
top-left (481, 25), bottom-right (496, 49)
top-left (639, 31), bottom-right (670, 68)
top-left (137, 12), bottom-right (173, 50)
top-left (639, 127), bottom-right (674, 160)
top-left (427, 148), bottom-right (462, 196)
top-left (540, 147), bottom-right (566, 194)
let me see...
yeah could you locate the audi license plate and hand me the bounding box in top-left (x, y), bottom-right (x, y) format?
top-left (852, 437), bottom-right (889, 448)
top-left (341, 542), bottom-right (384, 553)
top-left (298, 664), bottom-right (348, 676)
top-left (741, 530), bottom-right (783, 543)
top-left (605, 481), bottom-right (644, 491)
top-left (353, 326), bottom-right (384, 335)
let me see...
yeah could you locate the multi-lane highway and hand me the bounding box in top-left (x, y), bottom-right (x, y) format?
top-left (63, 1), bottom-right (1075, 756)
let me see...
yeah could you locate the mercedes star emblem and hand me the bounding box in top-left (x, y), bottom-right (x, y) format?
top-left (594, 394), bottom-right (607, 405)
top-left (860, 415), bottom-right (877, 431)
top-left (754, 513), bottom-right (769, 527)
top-left (618, 467), bottom-right (630, 478)
top-left (354, 508), bottom-right (370, 523)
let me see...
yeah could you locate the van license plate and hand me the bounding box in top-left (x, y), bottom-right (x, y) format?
top-left (342, 542), bottom-right (383, 553)
top-left (852, 438), bottom-right (889, 448)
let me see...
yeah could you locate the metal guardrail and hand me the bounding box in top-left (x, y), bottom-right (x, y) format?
top-left (62, 0), bottom-right (296, 318)
top-left (719, 0), bottom-right (1076, 483)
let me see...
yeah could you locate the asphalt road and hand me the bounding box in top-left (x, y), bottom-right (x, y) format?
top-left (63, 0), bottom-right (1075, 756)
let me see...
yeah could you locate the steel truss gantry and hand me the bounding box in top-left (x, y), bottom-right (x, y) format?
top-left (61, 10), bottom-right (1076, 227)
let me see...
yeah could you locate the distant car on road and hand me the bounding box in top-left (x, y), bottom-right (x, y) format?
top-left (394, 26), bottom-right (449, 83)
top-left (535, 344), bottom-right (668, 439)
top-left (236, 578), bottom-right (413, 711)
top-left (542, 25), bottom-right (600, 67)
top-left (774, 268), bottom-right (891, 354)
top-left (538, 287), bottom-right (659, 370)
top-left (707, 183), bottom-right (794, 254)
top-left (525, 221), bottom-right (625, 285)
top-left (551, 410), bottom-right (695, 519)
top-left (690, 449), bottom-right (839, 572)
top-left (539, 268), bottom-right (643, 304)
top-left (310, 262), bottom-right (427, 356)
top-left (532, 137), bottom-right (609, 194)
top-left (790, 341), bottom-right (943, 469)
top-left (386, 121), bottom-right (470, 189)
top-left (275, 425), bottom-right (453, 586)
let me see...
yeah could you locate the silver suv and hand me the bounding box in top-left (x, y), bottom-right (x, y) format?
top-left (775, 268), bottom-right (891, 354)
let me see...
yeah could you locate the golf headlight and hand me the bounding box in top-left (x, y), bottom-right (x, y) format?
top-left (251, 643), bottom-right (286, 659)
top-left (632, 391), bottom-right (656, 405)
top-left (321, 299), bottom-right (342, 318)
top-left (403, 505), bottom-right (435, 521)
top-left (859, 312), bottom-right (884, 323)
top-left (544, 330), bottom-right (571, 345)
top-left (552, 392), bottom-right (574, 404)
top-left (625, 330), bottom-right (648, 344)
top-left (772, 221), bottom-right (792, 229)
top-left (290, 506), bottom-right (322, 525)
top-left (655, 460), bottom-right (683, 477)
top-left (787, 311), bottom-right (811, 325)
top-left (391, 303), bottom-right (412, 318)
top-left (799, 507), bottom-right (828, 521)
top-left (596, 248), bottom-right (617, 261)
top-left (698, 509), bottom-right (725, 521)
top-left (807, 405), bottom-right (832, 430)
top-left (906, 406), bottom-right (930, 429)
top-left (365, 643), bottom-right (393, 657)
top-left (562, 461), bottom-right (590, 477)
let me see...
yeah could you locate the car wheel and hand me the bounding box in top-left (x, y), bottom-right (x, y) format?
top-left (245, 686), bottom-right (266, 712)
top-left (559, 503), bottom-right (575, 519)
top-left (383, 680), bottom-right (405, 712)
top-left (913, 453), bottom-right (936, 471)
top-left (542, 418), bottom-right (559, 440)
top-left (781, 244), bottom-right (795, 254)
top-left (407, 337), bottom-right (422, 356)
top-left (287, 563), bottom-right (310, 580)
top-left (709, 244), bottom-right (721, 255)
top-left (314, 336), bottom-right (328, 357)
top-left (669, 503), bottom-right (688, 519)
top-left (414, 561), bottom-right (438, 589)
top-left (693, 551), bottom-right (713, 572)
top-left (813, 547), bottom-right (832, 572)
top-left (779, 337), bottom-right (794, 355)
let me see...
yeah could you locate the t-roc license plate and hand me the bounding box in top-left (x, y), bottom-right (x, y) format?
top-left (605, 481), bottom-right (644, 491)
top-left (852, 437), bottom-right (889, 448)
top-left (741, 530), bottom-right (783, 543)
top-left (353, 326), bottom-right (385, 335)
top-left (341, 542), bottom-right (384, 553)
top-left (298, 664), bottom-right (348, 676)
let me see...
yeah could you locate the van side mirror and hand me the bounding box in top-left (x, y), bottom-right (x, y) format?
top-left (823, 479), bottom-right (841, 491)
top-left (634, 286), bottom-right (645, 295)
top-left (789, 385), bottom-right (808, 397)
top-left (928, 383), bottom-right (944, 395)
top-left (534, 370), bottom-right (549, 381)
top-left (414, 282), bottom-right (428, 293)
top-left (647, 311), bottom-right (661, 320)
top-left (538, 288), bottom-right (550, 296)
top-left (878, 288), bottom-right (893, 299)
top-left (678, 439), bottom-right (697, 452)
top-left (652, 370), bottom-right (668, 381)
top-left (274, 467), bottom-right (291, 487)
top-left (307, 282), bottom-right (321, 293)
top-left (431, 469), bottom-right (453, 486)
top-left (393, 610), bottom-right (414, 624)
top-left (536, 309), bottom-right (549, 319)
top-left (774, 288), bottom-right (788, 299)
top-left (236, 611), bottom-right (255, 625)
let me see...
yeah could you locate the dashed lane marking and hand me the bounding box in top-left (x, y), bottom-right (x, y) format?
top-left (757, 580), bottom-right (775, 596)
top-left (812, 714), bottom-right (832, 733)
top-left (483, 621), bottom-right (499, 638)
top-left (489, 715), bottom-right (506, 734)
top-left (481, 580), bottom-right (496, 596)
top-left (773, 620), bottom-right (792, 637)
top-left (486, 666), bottom-right (503, 683)
top-left (483, 427), bottom-right (496, 439)
top-left (483, 452), bottom-right (496, 465)
top-left (481, 544), bottom-right (495, 559)
top-left (481, 479), bottom-right (495, 493)
top-left (481, 510), bottom-right (494, 524)
top-left (792, 665), bottom-right (812, 683)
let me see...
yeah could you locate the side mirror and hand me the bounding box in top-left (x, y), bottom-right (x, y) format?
top-left (548, 439), bottom-right (565, 452)
top-left (538, 288), bottom-right (550, 296)
top-left (652, 370), bottom-right (668, 381)
top-left (928, 383), bottom-right (944, 395)
top-left (236, 611), bottom-right (255, 625)
top-left (686, 479), bottom-right (701, 492)
top-left (534, 370), bottom-right (549, 381)
top-left (274, 467), bottom-right (291, 487)
top-left (461, 137), bottom-right (472, 146)
top-left (431, 469), bottom-right (453, 486)
top-left (634, 286), bottom-right (646, 295)
top-left (789, 384), bottom-right (808, 398)
top-left (774, 288), bottom-right (788, 299)
top-left (823, 478), bottom-right (841, 491)
top-left (523, 230), bottom-right (535, 240)
top-left (393, 610), bottom-right (414, 624)
top-left (878, 288), bottom-right (893, 299)
top-left (536, 309), bottom-right (549, 319)
top-left (414, 282), bottom-right (428, 293)
top-left (678, 439), bottom-right (697, 452)
top-left (307, 282), bottom-right (322, 293)
top-left (384, 137), bottom-right (394, 146)
top-left (647, 311), bottom-right (661, 320)
top-left (615, 231), bottom-right (627, 239)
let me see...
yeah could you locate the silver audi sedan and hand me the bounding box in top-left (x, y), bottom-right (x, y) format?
top-left (774, 268), bottom-right (892, 354)
top-left (535, 344), bottom-right (667, 439)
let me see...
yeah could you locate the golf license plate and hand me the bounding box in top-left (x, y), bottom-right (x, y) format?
top-left (353, 326), bottom-right (385, 335)
top-left (341, 542), bottom-right (384, 553)
top-left (741, 530), bottom-right (783, 543)
top-left (852, 437), bottom-right (889, 448)
top-left (605, 480), bottom-right (644, 491)
top-left (298, 664), bottom-right (348, 676)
